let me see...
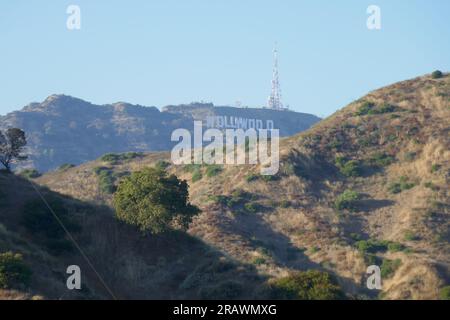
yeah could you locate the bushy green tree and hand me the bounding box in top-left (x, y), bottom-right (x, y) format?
top-left (440, 286), bottom-right (450, 300)
top-left (431, 70), bottom-right (443, 79)
top-left (0, 128), bottom-right (27, 171)
top-left (334, 190), bottom-right (360, 211)
top-left (268, 270), bottom-right (343, 300)
top-left (113, 168), bottom-right (200, 234)
top-left (0, 252), bottom-right (32, 289)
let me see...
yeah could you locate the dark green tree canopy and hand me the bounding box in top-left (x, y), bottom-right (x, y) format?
top-left (113, 167), bottom-right (200, 234)
top-left (0, 128), bottom-right (27, 171)
top-left (268, 270), bottom-right (343, 300)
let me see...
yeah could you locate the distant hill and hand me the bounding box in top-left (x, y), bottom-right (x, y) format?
top-left (0, 96), bottom-right (320, 172)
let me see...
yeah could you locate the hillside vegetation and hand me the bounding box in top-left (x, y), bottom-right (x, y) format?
top-left (2, 72), bottom-right (449, 299)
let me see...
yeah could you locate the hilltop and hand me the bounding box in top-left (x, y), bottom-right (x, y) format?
top-left (0, 97), bottom-right (320, 172)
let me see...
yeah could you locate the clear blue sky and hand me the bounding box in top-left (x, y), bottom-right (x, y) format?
top-left (0, 0), bottom-right (449, 117)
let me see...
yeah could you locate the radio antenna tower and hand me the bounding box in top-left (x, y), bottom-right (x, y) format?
top-left (267, 44), bottom-right (285, 110)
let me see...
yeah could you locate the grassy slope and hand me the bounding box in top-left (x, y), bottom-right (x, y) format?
top-left (29, 73), bottom-right (450, 299)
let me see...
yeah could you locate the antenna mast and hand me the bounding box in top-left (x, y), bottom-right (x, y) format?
top-left (268, 45), bottom-right (285, 110)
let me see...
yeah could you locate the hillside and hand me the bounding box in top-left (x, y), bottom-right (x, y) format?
top-left (2, 72), bottom-right (449, 300)
top-left (0, 97), bottom-right (320, 172)
top-left (0, 171), bottom-right (268, 299)
top-left (38, 75), bottom-right (450, 299)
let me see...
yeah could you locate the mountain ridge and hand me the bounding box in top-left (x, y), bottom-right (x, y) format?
top-left (0, 96), bottom-right (320, 172)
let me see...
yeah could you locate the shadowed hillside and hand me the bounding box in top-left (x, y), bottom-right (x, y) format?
top-left (0, 171), bottom-right (269, 300)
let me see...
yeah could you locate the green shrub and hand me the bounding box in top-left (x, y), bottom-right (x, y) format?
top-left (399, 176), bottom-right (415, 189)
top-left (205, 165), bottom-right (223, 178)
top-left (245, 172), bottom-right (279, 182)
top-left (228, 189), bottom-right (251, 206)
top-left (58, 163), bottom-right (75, 171)
top-left (0, 252), bottom-right (32, 289)
top-left (244, 203), bottom-right (258, 214)
top-left (355, 239), bottom-right (390, 254)
top-left (404, 231), bottom-right (419, 241)
top-left (355, 101), bottom-right (375, 116)
top-left (349, 233), bottom-right (362, 241)
top-left (209, 195), bottom-right (229, 206)
top-left (358, 240), bottom-right (405, 254)
top-left (340, 160), bottom-right (362, 177)
top-left (261, 174), bottom-right (279, 182)
top-left (424, 181), bottom-right (439, 191)
top-left (387, 183), bottom-right (402, 194)
top-left (387, 182), bottom-right (401, 194)
top-left (335, 157), bottom-right (362, 177)
top-left (369, 153), bottom-right (395, 167)
top-left (100, 152), bottom-right (143, 164)
top-left (191, 169), bottom-right (202, 182)
top-left (309, 246), bottom-right (320, 254)
top-left (334, 156), bottom-right (346, 168)
top-left (100, 153), bottom-right (120, 163)
top-left (328, 139), bottom-right (342, 150)
top-left (268, 270), bottom-right (343, 300)
top-left (245, 173), bottom-right (259, 182)
top-left (387, 242), bottom-right (405, 252)
top-left (252, 257), bottom-right (267, 265)
top-left (93, 167), bottom-right (116, 194)
top-left (439, 286), bottom-right (450, 300)
top-left (113, 168), bottom-right (200, 234)
top-left (154, 160), bottom-right (170, 170)
top-left (431, 70), bottom-right (443, 79)
top-left (431, 164), bottom-right (441, 173)
top-left (19, 169), bottom-right (41, 179)
top-left (355, 101), bottom-right (397, 115)
top-left (386, 134), bottom-right (397, 142)
top-left (334, 190), bottom-right (360, 211)
top-left (376, 103), bottom-right (397, 114)
top-left (388, 176), bottom-right (415, 194)
top-left (380, 259), bottom-right (401, 278)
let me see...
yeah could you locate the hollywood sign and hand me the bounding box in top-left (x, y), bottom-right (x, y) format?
top-left (205, 116), bottom-right (275, 130)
